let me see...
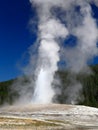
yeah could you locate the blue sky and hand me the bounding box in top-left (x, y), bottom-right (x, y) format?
top-left (0, 0), bottom-right (98, 82)
top-left (0, 0), bottom-right (36, 81)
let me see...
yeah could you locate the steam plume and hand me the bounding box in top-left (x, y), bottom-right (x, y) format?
top-left (30, 3), bottom-right (68, 103)
top-left (11, 0), bottom-right (98, 105)
top-left (28, 0), bottom-right (98, 104)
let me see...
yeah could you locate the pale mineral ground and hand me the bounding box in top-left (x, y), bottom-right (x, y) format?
top-left (0, 104), bottom-right (98, 130)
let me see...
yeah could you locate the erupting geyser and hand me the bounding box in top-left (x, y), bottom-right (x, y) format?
top-left (29, 0), bottom-right (98, 104)
top-left (13, 0), bottom-right (98, 104)
top-left (32, 18), bottom-right (68, 103)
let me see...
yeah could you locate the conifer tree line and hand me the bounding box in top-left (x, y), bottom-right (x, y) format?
top-left (0, 65), bottom-right (98, 107)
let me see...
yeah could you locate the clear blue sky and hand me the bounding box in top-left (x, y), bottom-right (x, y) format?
top-left (0, 0), bottom-right (36, 81)
top-left (0, 1), bottom-right (98, 82)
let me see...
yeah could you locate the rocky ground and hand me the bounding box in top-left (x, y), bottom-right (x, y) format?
top-left (0, 104), bottom-right (98, 130)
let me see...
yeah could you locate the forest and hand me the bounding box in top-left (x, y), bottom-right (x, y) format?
top-left (0, 65), bottom-right (98, 107)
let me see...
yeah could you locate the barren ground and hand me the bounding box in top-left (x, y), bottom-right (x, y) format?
top-left (0, 104), bottom-right (98, 130)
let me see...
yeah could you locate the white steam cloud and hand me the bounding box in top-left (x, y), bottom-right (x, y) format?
top-left (29, 0), bottom-right (98, 104)
top-left (11, 0), bottom-right (98, 105)
top-left (63, 2), bottom-right (98, 74)
top-left (31, 11), bottom-right (68, 104)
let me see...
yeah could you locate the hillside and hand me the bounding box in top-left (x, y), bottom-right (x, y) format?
top-left (0, 65), bottom-right (98, 107)
top-left (0, 80), bottom-right (19, 105)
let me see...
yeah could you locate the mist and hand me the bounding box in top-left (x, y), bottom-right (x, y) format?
top-left (11, 0), bottom-right (98, 105)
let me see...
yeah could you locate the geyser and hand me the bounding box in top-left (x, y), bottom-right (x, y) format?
top-left (29, 0), bottom-right (98, 104)
top-left (12, 0), bottom-right (98, 105)
top-left (31, 17), bottom-right (68, 103)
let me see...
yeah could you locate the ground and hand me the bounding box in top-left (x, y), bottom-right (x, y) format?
top-left (0, 104), bottom-right (98, 130)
